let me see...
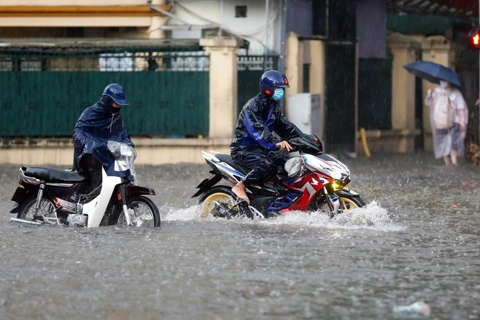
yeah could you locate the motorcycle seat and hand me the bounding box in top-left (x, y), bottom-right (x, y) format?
top-left (214, 153), bottom-right (290, 181)
top-left (25, 166), bottom-right (87, 183)
top-left (215, 154), bottom-right (250, 175)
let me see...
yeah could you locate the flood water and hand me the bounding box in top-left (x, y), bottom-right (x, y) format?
top-left (1, 152), bottom-right (480, 319)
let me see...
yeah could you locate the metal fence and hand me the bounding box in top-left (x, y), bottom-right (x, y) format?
top-left (0, 43), bottom-right (210, 137)
top-left (0, 41), bottom-right (209, 72)
top-left (0, 41), bottom-right (279, 138)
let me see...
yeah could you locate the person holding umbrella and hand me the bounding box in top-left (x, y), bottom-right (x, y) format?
top-left (404, 61), bottom-right (468, 166)
top-left (425, 80), bottom-right (467, 165)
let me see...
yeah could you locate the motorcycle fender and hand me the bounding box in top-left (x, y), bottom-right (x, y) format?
top-left (10, 187), bottom-right (32, 213)
top-left (335, 189), bottom-right (358, 197)
top-left (125, 184), bottom-right (156, 197)
top-left (192, 174), bottom-right (221, 198)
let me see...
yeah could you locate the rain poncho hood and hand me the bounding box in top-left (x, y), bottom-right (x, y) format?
top-left (73, 96), bottom-right (134, 177)
top-left (231, 92), bottom-right (304, 153)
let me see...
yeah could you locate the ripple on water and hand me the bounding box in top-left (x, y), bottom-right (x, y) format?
top-left (1, 154), bottom-right (480, 319)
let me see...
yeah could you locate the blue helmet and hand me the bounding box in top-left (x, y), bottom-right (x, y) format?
top-left (103, 83), bottom-right (129, 106)
top-left (259, 70), bottom-right (290, 96)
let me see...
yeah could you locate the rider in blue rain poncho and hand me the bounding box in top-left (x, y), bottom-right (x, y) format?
top-left (231, 70), bottom-right (312, 203)
top-left (73, 83), bottom-right (134, 179)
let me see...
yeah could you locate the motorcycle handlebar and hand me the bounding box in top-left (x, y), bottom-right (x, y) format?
top-left (274, 142), bottom-right (295, 152)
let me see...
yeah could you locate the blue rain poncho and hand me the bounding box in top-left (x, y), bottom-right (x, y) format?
top-left (73, 96), bottom-right (134, 178)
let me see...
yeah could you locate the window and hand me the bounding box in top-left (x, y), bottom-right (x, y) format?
top-left (235, 6), bottom-right (247, 18)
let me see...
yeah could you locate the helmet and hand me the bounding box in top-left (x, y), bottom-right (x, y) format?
top-left (102, 83), bottom-right (129, 106)
top-left (259, 70), bottom-right (290, 96)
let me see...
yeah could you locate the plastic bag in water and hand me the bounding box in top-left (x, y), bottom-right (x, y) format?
top-left (393, 301), bottom-right (431, 316)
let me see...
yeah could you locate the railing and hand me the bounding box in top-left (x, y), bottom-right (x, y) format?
top-left (0, 46), bottom-right (209, 72)
top-left (237, 55), bottom-right (278, 71)
top-left (0, 43), bottom-right (210, 137)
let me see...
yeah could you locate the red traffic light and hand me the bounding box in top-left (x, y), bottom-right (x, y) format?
top-left (468, 27), bottom-right (480, 49)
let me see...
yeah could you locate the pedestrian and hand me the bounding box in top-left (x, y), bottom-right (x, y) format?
top-left (425, 80), bottom-right (468, 165)
top-left (230, 70), bottom-right (309, 203)
top-left (73, 83), bottom-right (134, 182)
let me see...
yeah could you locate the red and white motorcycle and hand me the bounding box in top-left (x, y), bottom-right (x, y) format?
top-left (192, 135), bottom-right (366, 219)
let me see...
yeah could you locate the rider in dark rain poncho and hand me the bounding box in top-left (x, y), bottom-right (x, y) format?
top-left (231, 70), bottom-right (307, 203)
top-left (73, 83), bottom-right (134, 179)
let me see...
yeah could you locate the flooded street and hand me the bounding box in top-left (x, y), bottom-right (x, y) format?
top-left (1, 152), bottom-right (480, 319)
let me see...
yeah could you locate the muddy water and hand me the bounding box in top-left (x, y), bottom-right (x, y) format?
top-left (0, 153), bottom-right (479, 319)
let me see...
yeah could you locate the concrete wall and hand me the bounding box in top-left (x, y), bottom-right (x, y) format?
top-left (386, 33), bottom-right (419, 153)
top-left (0, 138), bottom-right (231, 166)
top-left (200, 36), bottom-right (243, 139)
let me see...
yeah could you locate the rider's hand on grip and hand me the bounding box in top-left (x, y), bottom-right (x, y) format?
top-left (276, 141), bottom-right (292, 152)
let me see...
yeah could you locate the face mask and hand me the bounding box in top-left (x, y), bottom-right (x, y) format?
top-left (440, 81), bottom-right (449, 88)
top-left (111, 106), bottom-right (121, 114)
top-left (272, 88), bottom-right (284, 101)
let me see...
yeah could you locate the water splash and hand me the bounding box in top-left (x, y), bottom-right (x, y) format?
top-left (327, 201), bottom-right (405, 231)
top-left (162, 205), bottom-right (203, 221)
top-left (162, 201), bottom-right (405, 231)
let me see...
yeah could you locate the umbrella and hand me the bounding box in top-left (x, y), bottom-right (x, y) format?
top-left (403, 61), bottom-right (462, 88)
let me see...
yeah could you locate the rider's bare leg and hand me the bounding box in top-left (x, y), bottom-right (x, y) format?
top-left (232, 181), bottom-right (250, 203)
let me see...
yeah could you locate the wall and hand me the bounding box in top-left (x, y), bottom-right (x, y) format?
top-left (286, 0), bottom-right (312, 37)
top-left (356, 0), bottom-right (387, 59)
top-left (167, 0), bottom-right (283, 55)
top-left (0, 138), bottom-right (231, 166)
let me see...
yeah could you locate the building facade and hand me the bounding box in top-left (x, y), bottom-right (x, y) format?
top-left (0, 0), bottom-right (477, 164)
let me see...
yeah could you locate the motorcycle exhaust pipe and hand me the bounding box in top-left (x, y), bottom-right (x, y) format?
top-left (10, 217), bottom-right (42, 225)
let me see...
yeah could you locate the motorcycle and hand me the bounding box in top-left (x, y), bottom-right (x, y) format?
top-left (192, 135), bottom-right (366, 219)
top-left (10, 141), bottom-right (161, 227)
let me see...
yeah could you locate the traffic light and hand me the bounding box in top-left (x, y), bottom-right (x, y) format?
top-left (468, 27), bottom-right (480, 49)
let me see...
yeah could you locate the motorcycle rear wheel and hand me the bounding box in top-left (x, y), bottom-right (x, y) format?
top-left (115, 196), bottom-right (161, 227)
top-left (17, 195), bottom-right (57, 222)
top-left (198, 186), bottom-right (239, 218)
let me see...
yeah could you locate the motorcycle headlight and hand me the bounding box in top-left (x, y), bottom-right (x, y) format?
top-left (329, 179), bottom-right (350, 192)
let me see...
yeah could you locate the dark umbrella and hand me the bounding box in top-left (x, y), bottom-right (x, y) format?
top-left (403, 61), bottom-right (462, 88)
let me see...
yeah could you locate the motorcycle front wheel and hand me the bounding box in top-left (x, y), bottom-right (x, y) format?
top-left (17, 195), bottom-right (57, 222)
top-left (115, 196), bottom-right (161, 227)
top-left (338, 194), bottom-right (366, 210)
top-left (309, 190), bottom-right (366, 214)
top-left (197, 186), bottom-right (240, 218)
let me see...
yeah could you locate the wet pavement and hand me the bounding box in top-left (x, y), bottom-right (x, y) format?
top-left (0, 152), bottom-right (480, 319)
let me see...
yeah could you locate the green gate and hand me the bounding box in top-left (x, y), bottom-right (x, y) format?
top-left (0, 43), bottom-right (209, 138)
